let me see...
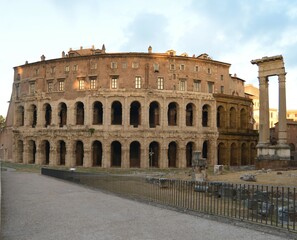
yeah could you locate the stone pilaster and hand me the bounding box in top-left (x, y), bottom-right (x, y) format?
top-left (49, 141), bottom-right (57, 166)
top-left (278, 73), bottom-right (287, 145)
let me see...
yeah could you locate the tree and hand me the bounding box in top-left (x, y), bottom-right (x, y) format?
top-left (0, 115), bottom-right (5, 131)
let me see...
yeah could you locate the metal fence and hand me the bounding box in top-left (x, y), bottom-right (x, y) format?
top-left (41, 168), bottom-right (297, 233)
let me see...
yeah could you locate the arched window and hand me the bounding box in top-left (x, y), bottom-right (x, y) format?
top-left (229, 107), bottom-right (236, 128)
top-left (130, 101), bottom-right (141, 127)
top-left (168, 102), bottom-right (178, 126)
top-left (92, 141), bottom-right (102, 166)
top-left (75, 141), bottom-right (84, 166)
top-left (111, 101), bottom-right (122, 125)
top-left (93, 101), bottom-right (103, 125)
top-left (76, 102), bottom-right (84, 125)
top-left (111, 141), bottom-right (121, 167)
top-left (240, 108), bottom-right (247, 129)
top-left (149, 141), bottom-right (159, 168)
top-left (168, 142), bottom-right (177, 167)
top-left (44, 103), bottom-right (52, 127)
top-left (186, 103), bottom-right (194, 126)
top-left (130, 141), bottom-right (140, 167)
top-left (202, 105), bottom-right (210, 127)
top-left (58, 102), bottom-right (67, 127)
top-left (217, 106), bottom-right (225, 128)
top-left (149, 101), bottom-right (160, 128)
top-left (16, 106), bottom-right (24, 126)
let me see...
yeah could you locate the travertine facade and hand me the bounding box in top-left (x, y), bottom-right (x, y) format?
top-left (1, 45), bottom-right (257, 168)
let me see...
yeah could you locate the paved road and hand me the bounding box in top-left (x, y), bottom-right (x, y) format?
top-left (1, 170), bottom-right (294, 240)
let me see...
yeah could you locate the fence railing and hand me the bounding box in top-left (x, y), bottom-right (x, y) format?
top-left (41, 168), bottom-right (297, 233)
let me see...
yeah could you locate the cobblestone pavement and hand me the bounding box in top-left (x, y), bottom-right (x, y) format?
top-left (1, 170), bottom-right (294, 240)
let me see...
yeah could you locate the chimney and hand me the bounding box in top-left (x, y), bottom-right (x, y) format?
top-left (41, 55), bottom-right (45, 61)
top-left (80, 46), bottom-right (83, 50)
top-left (102, 44), bottom-right (106, 53)
top-left (148, 45), bottom-right (152, 53)
top-left (62, 51), bottom-right (65, 58)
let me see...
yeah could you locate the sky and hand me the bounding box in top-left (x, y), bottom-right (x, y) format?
top-left (0, 0), bottom-right (297, 117)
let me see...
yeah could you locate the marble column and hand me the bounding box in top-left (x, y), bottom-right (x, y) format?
top-left (258, 76), bottom-right (270, 145)
top-left (278, 73), bottom-right (288, 145)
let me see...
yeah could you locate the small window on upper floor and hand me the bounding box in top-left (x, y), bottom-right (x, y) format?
top-left (132, 62), bottom-right (139, 69)
top-left (220, 86), bottom-right (224, 94)
top-left (65, 66), bottom-right (70, 72)
top-left (111, 76), bottom-right (118, 89)
top-left (193, 80), bottom-right (201, 92)
top-left (208, 68), bottom-right (212, 74)
top-left (157, 77), bottom-right (164, 90)
top-left (73, 65), bottom-right (78, 71)
top-left (122, 62), bottom-right (127, 69)
top-left (78, 79), bottom-right (85, 90)
top-left (90, 77), bottom-right (97, 90)
top-left (50, 66), bottom-right (56, 74)
top-left (35, 68), bottom-right (39, 76)
top-left (220, 75), bottom-right (224, 80)
top-left (153, 63), bottom-right (159, 72)
top-left (170, 64), bottom-right (175, 70)
top-left (194, 65), bottom-right (199, 72)
top-left (180, 64), bottom-right (185, 70)
top-left (179, 80), bottom-right (186, 91)
top-left (17, 74), bottom-right (21, 81)
top-left (135, 76), bottom-right (141, 89)
top-left (58, 80), bottom-right (64, 91)
top-left (208, 81), bottom-right (214, 93)
top-left (90, 63), bottom-right (97, 70)
top-left (111, 62), bottom-right (117, 69)
top-left (29, 82), bottom-right (36, 95)
top-left (47, 81), bottom-right (53, 92)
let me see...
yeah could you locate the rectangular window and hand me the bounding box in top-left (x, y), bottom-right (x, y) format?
top-left (193, 80), bottom-right (201, 92)
top-left (111, 77), bottom-right (118, 89)
top-left (73, 65), bottom-right (78, 71)
top-left (29, 82), bottom-right (35, 94)
top-left (135, 76), bottom-right (141, 89)
top-left (47, 81), bottom-right (53, 92)
top-left (208, 81), bottom-right (214, 93)
top-left (180, 64), bottom-right (185, 70)
top-left (179, 80), bottom-right (186, 91)
top-left (170, 64), bottom-right (175, 70)
top-left (208, 68), bottom-right (212, 74)
top-left (154, 63), bottom-right (159, 72)
top-left (122, 62), bottom-right (127, 69)
top-left (90, 63), bottom-right (97, 70)
top-left (157, 77), bottom-right (164, 90)
top-left (15, 84), bottom-right (20, 99)
top-left (220, 86), bottom-right (224, 93)
top-left (35, 68), bottom-right (39, 76)
top-left (65, 66), bottom-right (70, 72)
top-left (90, 78), bottom-right (96, 89)
top-left (220, 75), bottom-right (224, 80)
top-left (111, 62), bottom-right (117, 69)
top-left (132, 62), bottom-right (139, 69)
top-left (78, 80), bottom-right (85, 90)
top-left (194, 65), bottom-right (199, 72)
top-left (50, 66), bottom-right (56, 74)
top-left (58, 80), bottom-right (64, 91)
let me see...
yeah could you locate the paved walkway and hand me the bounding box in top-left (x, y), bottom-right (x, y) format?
top-left (1, 170), bottom-right (294, 240)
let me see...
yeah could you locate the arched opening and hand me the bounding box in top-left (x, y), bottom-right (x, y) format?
top-left (289, 143), bottom-right (295, 160)
top-left (111, 141), bottom-right (121, 167)
top-left (241, 143), bottom-right (248, 165)
top-left (40, 140), bottom-right (50, 165)
top-left (229, 107), bottom-right (236, 129)
top-left (149, 141), bottom-right (159, 168)
top-left (149, 101), bottom-right (160, 128)
top-left (29, 104), bottom-right (37, 128)
top-left (28, 140), bottom-right (36, 164)
top-left (57, 140), bottom-right (66, 165)
top-left (168, 102), bottom-right (178, 126)
top-left (59, 102), bottom-right (67, 127)
top-left (130, 101), bottom-right (141, 127)
top-left (130, 141), bottom-right (140, 168)
top-left (16, 106), bottom-right (24, 126)
top-left (230, 143), bottom-right (238, 165)
top-left (92, 141), bottom-right (102, 166)
top-left (186, 103), bottom-right (194, 126)
top-left (17, 140), bottom-right (23, 163)
top-left (186, 142), bottom-right (194, 167)
top-left (250, 143), bottom-right (256, 165)
top-left (217, 106), bottom-right (225, 128)
top-left (111, 101), bottom-right (122, 125)
top-left (76, 102), bottom-right (84, 125)
top-left (168, 141), bottom-right (177, 167)
top-left (202, 105), bottom-right (210, 127)
top-left (202, 140), bottom-right (208, 159)
top-left (44, 103), bottom-right (52, 127)
top-left (240, 108), bottom-right (247, 129)
top-left (218, 142), bottom-right (227, 165)
top-left (93, 101), bottom-right (103, 125)
top-left (75, 141), bottom-right (84, 166)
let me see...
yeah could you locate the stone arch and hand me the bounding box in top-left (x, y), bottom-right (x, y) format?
top-left (92, 140), bottom-right (102, 166)
top-left (168, 141), bottom-right (178, 167)
top-left (218, 142), bottom-right (227, 165)
top-left (289, 143), bottom-right (295, 160)
top-left (217, 106), bottom-right (226, 128)
top-left (240, 108), bottom-right (247, 129)
top-left (58, 102), bottom-right (67, 127)
top-left (111, 141), bottom-right (121, 167)
top-left (186, 103), bottom-right (195, 126)
top-left (168, 102), bottom-right (178, 126)
top-left (130, 141), bottom-right (141, 168)
top-left (93, 101), bottom-right (103, 125)
top-left (202, 104), bottom-right (210, 127)
top-left (40, 140), bottom-right (50, 165)
top-left (149, 101), bottom-right (160, 128)
top-left (28, 104), bottom-right (37, 128)
top-left (111, 101), bottom-right (122, 125)
top-left (149, 141), bottom-right (159, 168)
top-left (16, 140), bottom-right (24, 163)
top-left (202, 140), bottom-right (209, 159)
top-left (28, 140), bottom-right (36, 164)
top-left (16, 105), bottom-right (24, 126)
top-left (75, 140), bottom-right (84, 166)
top-left (229, 107), bottom-right (236, 128)
top-left (76, 101), bottom-right (84, 125)
top-left (44, 103), bottom-right (52, 127)
top-left (186, 141), bottom-right (195, 167)
top-left (230, 142), bottom-right (238, 166)
top-left (130, 101), bottom-right (141, 127)
top-left (241, 143), bottom-right (248, 165)
top-left (57, 140), bottom-right (66, 165)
